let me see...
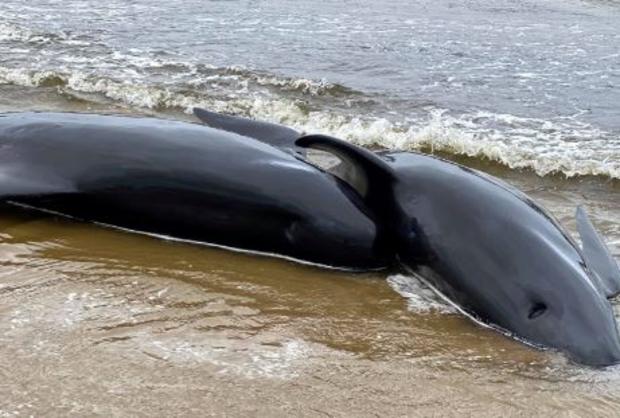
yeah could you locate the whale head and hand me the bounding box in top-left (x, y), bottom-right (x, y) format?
top-left (396, 211), bottom-right (620, 367)
top-left (297, 134), bottom-right (620, 367)
top-left (498, 264), bottom-right (620, 367)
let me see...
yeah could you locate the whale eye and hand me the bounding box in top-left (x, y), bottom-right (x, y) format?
top-left (528, 302), bottom-right (547, 320)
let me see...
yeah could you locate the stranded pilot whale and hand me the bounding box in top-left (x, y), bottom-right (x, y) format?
top-left (195, 108), bottom-right (620, 367)
top-left (3, 109), bottom-right (620, 367)
top-left (0, 112), bottom-right (388, 270)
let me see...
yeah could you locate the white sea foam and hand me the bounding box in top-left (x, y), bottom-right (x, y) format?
top-left (1, 65), bottom-right (619, 179)
top-left (234, 100), bottom-right (620, 179)
top-left (387, 274), bottom-right (456, 313)
top-left (142, 336), bottom-right (313, 379)
top-left (224, 65), bottom-right (343, 95)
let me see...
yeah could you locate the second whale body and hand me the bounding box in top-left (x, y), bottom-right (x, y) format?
top-left (298, 134), bottom-right (620, 367)
top-left (195, 108), bottom-right (620, 367)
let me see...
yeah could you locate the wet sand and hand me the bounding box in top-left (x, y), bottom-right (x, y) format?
top-left (1, 205), bottom-right (620, 417)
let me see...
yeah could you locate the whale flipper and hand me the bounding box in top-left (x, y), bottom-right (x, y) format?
top-left (0, 164), bottom-right (75, 200)
top-left (577, 206), bottom-right (620, 299)
top-left (192, 108), bottom-right (304, 155)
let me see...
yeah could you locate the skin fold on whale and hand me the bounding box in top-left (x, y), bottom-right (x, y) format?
top-left (0, 111), bottom-right (389, 270)
top-left (194, 108), bottom-right (620, 367)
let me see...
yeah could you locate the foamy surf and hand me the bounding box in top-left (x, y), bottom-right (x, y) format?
top-left (2, 64), bottom-right (618, 180)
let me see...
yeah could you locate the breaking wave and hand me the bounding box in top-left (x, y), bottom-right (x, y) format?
top-left (1, 65), bottom-right (619, 180)
top-left (222, 65), bottom-right (355, 96)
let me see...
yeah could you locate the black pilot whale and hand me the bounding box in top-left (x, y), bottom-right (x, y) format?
top-left (195, 108), bottom-right (620, 367)
top-left (3, 110), bottom-right (620, 367)
top-left (0, 112), bottom-right (388, 269)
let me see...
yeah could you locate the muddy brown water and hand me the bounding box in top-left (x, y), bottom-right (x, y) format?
top-left (1, 87), bottom-right (620, 416)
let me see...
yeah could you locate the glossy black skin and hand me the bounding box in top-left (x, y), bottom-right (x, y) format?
top-left (190, 108), bottom-right (620, 366)
top-left (381, 151), bottom-right (620, 366)
top-left (0, 112), bottom-right (387, 269)
top-left (293, 130), bottom-right (620, 366)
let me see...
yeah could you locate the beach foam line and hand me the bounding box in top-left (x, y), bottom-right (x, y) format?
top-left (1, 65), bottom-right (619, 180)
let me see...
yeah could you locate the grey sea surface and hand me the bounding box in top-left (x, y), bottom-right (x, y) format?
top-left (1, 0), bottom-right (620, 415)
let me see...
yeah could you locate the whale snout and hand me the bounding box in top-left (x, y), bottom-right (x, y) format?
top-left (546, 285), bottom-right (620, 368)
top-left (570, 344), bottom-right (620, 368)
top-left (567, 325), bottom-right (620, 368)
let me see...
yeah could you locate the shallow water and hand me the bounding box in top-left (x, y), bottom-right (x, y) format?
top-left (1, 0), bottom-right (620, 415)
top-left (1, 204), bottom-right (620, 417)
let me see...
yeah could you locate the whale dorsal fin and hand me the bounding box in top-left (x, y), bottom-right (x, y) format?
top-left (193, 108), bottom-right (304, 155)
top-left (576, 206), bottom-right (620, 299)
top-left (0, 164), bottom-right (75, 200)
top-left (295, 134), bottom-right (395, 200)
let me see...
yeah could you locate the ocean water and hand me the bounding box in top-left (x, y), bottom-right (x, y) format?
top-left (1, 0), bottom-right (620, 415)
top-left (1, 0), bottom-right (619, 176)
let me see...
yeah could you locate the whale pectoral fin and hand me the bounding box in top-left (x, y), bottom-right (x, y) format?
top-left (576, 206), bottom-right (620, 299)
top-left (295, 134), bottom-right (395, 199)
top-left (0, 165), bottom-right (75, 200)
top-left (192, 108), bottom-right (304, 155)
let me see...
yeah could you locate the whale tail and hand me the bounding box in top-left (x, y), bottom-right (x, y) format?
top-left (576, 206), bottom-right (620, 299)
